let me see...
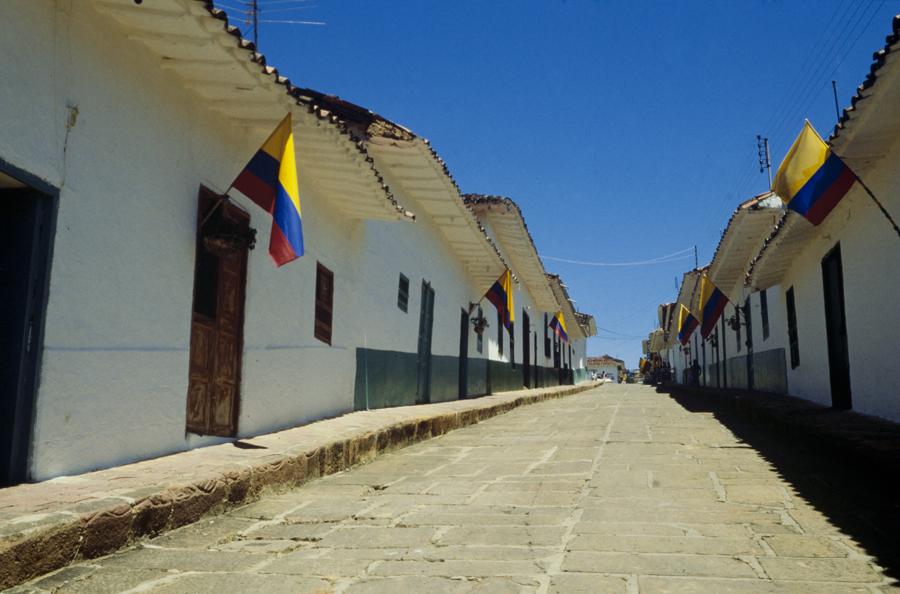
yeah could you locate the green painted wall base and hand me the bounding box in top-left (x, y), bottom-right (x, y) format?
top-left (704, 348), bottom-right (787, 394)
top-left (354, 347), bottom-right (579, 411)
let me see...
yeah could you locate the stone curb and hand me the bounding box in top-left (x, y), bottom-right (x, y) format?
top-left (0, 383), bottom-right (596, 589)
top-left (665, 385), bottom-right (900, 476)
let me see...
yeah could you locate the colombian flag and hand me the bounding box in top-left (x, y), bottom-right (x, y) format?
top-left (772, 121), bottom-right (856, 226)
top-left (699, 275), bottom-right (728, 339)
top-left (677, 304), bottom-right (698, 346)
top-left (550, 311), bottom-right (569, 342)
top-left (232, 114), bottom-right (304, 266)
top-left (486, 269), bottom-right (514, 330)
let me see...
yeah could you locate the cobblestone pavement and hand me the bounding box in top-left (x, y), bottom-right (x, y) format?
top-left (9, 384), bottom-right (898, 593)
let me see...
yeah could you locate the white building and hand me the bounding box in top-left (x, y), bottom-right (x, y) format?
top-left (586, 356), bottom-right (625, 383)
top-left (0, 0), bottom-right (595, 485)
top-left (660, 15), bottom-right (900, 423)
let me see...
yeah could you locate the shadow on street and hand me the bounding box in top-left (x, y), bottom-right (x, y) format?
top-left (657, 385), bottom-right (900, 579)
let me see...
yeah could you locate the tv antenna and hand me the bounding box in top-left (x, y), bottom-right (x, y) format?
top-left (757, 134), bottom-right (772, 188)
top-left (216, 0), bottom-right (325, 49)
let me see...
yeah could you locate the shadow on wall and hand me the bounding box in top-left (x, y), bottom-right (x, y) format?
top-left (657, 386), bottom-right (900, 580)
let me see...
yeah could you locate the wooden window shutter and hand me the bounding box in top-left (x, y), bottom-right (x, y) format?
top-left (315, 262), bottom-right (333, 345)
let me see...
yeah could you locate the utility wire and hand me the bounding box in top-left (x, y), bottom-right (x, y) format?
top-left (541, 247), bottom-right (695, 267)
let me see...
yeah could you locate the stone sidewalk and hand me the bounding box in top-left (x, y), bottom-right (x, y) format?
top-left (7, 384), bottom-right (897, 593)
top-left (0, 383), bottom-right (594, 589)
top-left (666, 384), bottom-right (900, 476)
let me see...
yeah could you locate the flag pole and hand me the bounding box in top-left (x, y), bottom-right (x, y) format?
top-left (853, 174), bottom-right (900, 239)
top-left (829, 143), bottom-right (900, 239)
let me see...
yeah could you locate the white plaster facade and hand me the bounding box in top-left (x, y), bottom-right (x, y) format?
top-left (2, 0), bottom-right (595, 482)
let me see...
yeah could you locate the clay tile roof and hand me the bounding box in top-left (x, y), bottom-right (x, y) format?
top-left (831, 14), bottom-right (900, 141)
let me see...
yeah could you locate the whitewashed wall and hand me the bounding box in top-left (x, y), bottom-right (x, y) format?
top-left (1, 1), bottom-right (362, 479)
top-left (780, 136), bottom-right (900, 420)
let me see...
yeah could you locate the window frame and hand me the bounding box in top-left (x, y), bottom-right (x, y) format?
top-left (509, 322), bottom-right (515, 369)
top-left (544, 313), bottom-right (550, 358)
top-left (397, 273), bottom-right (409, 313)
top-left (786, 286), bottom-right (800, 368)
top-left (497, 308), bottom-right (503, 356)
top-left (476, 305), bottom-right (483, 354)
top-left (314, 262), bottom-right (334, 345)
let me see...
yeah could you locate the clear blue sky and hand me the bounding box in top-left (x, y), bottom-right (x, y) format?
top-left (230, 0), bottom-right (899, 367)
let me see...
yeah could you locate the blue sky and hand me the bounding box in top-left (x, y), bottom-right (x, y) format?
top-left (230, 0), bottom-right (899, 367)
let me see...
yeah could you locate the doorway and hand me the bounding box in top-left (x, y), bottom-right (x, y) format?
top-left (521, 310), bottom-right (531, 388)
top-left (458, 308), bottom-right (468, 399)
top-left (822, 244), bottom-right (852, 410)
top-left (416, 281), bottom-right (435, 404)
top-left (0, 177), bottom-right (57, 486)
top-left (744, 297), bottom-right (754, 391)
top-left (186, 189), bottom-right (250, 437)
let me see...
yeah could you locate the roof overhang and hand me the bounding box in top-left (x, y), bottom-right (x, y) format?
top-left (707, 193), bottom-right (783, 303)
top-left (96, 0), bottom-right (411, 222)
top-left (746, 212), bottom-right (817, 291)
top-left (830, 16), bottom-right (900, 178)
top-left (648, 329), bottom-right (665, 354)
top-left (547, 275), bottom-right (586, 341)
top-left (365, 137), bottom-right (506, 292)
top-left (575, 312), bottom-right (597, 337)
top-left (665, 270), bottom-right (702, 347)
top-left (464, 196), bottom-right (559, 312)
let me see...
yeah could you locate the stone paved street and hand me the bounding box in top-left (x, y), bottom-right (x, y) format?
top-left (9, 384), bottom-right (898, 593)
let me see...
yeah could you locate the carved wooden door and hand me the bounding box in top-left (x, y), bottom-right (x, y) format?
top-left (186, 190), bottom-right (249, 436)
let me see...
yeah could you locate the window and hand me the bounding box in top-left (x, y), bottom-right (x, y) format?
top-left (786, 286), bottom-right (799, 368)
top-left (510, 322), bottom-right (516, 368)
top-left (544, 313), bottom-right (550, 358)
top-left (397, 273), bottom-right (409, 312)
top-left (497, 308), bottom-right (503, 356)
top-left (314, 263), bottom-right (333, 345)
top-left (760, 289), bottom-right (769, 340)
top-left (476, 306), bottom-right (483, 354)
top-left (735, 306), bottom-right (741, 353)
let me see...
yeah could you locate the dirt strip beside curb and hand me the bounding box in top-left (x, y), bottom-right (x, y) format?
top-left (0, 382), bottom-right (597, 589)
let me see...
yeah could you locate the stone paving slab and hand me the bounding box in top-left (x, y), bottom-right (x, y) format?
top-left (667, 385), bottom-right (900, 477)
top-left (0, 383), bottom-right (593, 589)
top-left (5, 384), bottom-right (899, 593)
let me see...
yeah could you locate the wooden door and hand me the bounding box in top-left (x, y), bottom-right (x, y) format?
top-left (458, 308), bottom-right (468, 399)
top-left (822, 244), bottom-right (852, 410)
top-left (416, 281), bottom-right (435, 404)
top-left (186, 190), bottom-right (249, 436)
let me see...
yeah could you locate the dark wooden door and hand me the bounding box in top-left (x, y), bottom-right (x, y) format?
top-left (458, 308), bottom-right (469, 399)
top-left (0, 188), bottom-right (55, 485)
top-left (822, 245), bottom-right (852, 410)
top-left (186, 191), bottom-right (249, 436)
top-left (521, 310), bottom-right (531, 388)
top-left (416, 281), bottom-right (435, 404)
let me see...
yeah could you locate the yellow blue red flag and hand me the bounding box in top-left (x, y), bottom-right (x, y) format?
top-left (698, 275), bottom-right (728, 339)
top-left (232, 113), bottom-right (304, 266)
top-left (772, 121), bottom-right (856, 226)
top-left (485, 269), bottom-right (514, 330)
top-left (677, 304), bottom-right (698, 346)
top-left (550, 311), bottom-right (569, 342)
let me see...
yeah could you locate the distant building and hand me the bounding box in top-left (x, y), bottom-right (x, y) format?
top-left (586, 356), bottom-right (626, 383)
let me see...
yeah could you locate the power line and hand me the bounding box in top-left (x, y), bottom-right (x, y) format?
top-left (541, 247), bottom-right (695, 267)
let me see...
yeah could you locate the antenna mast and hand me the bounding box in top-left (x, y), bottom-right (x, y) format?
top-left (757, 135), bottom-right (772, 188)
